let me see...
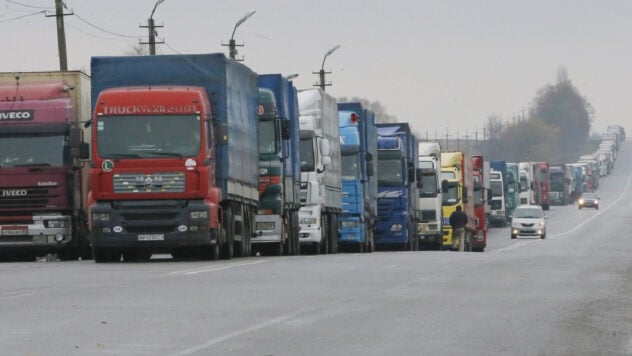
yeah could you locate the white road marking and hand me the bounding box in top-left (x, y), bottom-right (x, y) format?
top-left (494, 173), bottom-right (632, 251)
top-left (167, 259), bottom-right (270, 276)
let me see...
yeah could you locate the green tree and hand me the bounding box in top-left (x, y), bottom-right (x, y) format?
top-left (532, 67), bottom-right (593, 162)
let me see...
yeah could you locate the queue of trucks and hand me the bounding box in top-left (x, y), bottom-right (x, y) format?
top-left (0, 55), bottom-right (626, 261)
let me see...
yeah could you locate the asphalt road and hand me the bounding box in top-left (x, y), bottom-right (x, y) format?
top-left (2, 142), bottom-right (632, 356)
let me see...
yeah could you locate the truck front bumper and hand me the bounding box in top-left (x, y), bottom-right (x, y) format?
top-left (0, 214), bottom-right (72, 248)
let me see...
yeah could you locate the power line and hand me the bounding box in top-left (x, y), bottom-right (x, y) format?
top-left (0, 9), bottom-right (42, 23)
top-left (71, 12), bottom-right (139, 39)
top-left (65, 21), bottom-right (136, 42)
top-left (4, 0), bottom-right (53, 10)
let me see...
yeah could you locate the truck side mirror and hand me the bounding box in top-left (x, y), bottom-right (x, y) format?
top-left (416, 168), bottom-right (424, 188)
top-left (462, 186), bottom-right (468, 204)
top-left (69, 127), bottom-right (89, 159)
top-left (366, 162), bottom-right (374, 177)
top-left (281, 119), bottom-right (291, 140)
top-left (319, 139), bottom-right (330, 156)
top-left (214, 121), bottom-right (228, 145)
top-left (441, 179), bottom-right (449, 193)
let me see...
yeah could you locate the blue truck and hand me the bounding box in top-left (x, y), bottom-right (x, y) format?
top-left (337, 102), bottom-right (378, 253)
top-left (375, 123), bottom-right (420, 250)
top-left (89, 53), bottom-right (259, 261)
top-left (253, 74), bottom-right (301, 255)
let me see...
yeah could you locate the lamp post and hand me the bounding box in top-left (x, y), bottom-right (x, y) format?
top-left (224, 10), bottom-right (256, 60)
top-left (313, 45), bottom-right (341, 91)
top-left (146, 0), bottom-right (165, 55)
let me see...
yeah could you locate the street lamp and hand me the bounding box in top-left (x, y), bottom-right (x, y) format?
top-left (313, 45), bottom-right (341, 91)
top-left (224, 10), bottom-right (256, 60)
top-left (146, 0), bottom-right (166, 55)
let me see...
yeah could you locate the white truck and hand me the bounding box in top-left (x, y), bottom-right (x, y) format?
top-left (518, 162), bottom-right (535, 205)
top-left (297, 88), bottom-right (342, 254)
top-left (417, 142), bottom-right (442, 250)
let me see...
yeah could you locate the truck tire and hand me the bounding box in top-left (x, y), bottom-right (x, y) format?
top-left (220, 207), bottom-right (234, 260)
top-left (328, 213), bottom-right (338, 254)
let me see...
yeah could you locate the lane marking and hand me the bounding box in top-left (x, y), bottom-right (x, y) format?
top-left (167, 259), bottom-right (270, 276)
top-left (549, 173), bottom-right (632, 239)
top-left (493, 172), bottom-right (632, 252)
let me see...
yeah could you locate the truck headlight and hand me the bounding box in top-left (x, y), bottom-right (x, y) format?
top-left (190, 211), bottom-right (208, 219)
top-left (92, 213), bottom-right (110, 222)
top-left (390, 224), bottom-right (403, 232)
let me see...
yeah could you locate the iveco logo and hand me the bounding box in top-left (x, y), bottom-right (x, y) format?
top-left (1, 189), bottom-right (27, 196)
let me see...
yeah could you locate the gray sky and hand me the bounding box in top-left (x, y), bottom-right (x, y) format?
top-left (2, 0), bottom-right (630, 138)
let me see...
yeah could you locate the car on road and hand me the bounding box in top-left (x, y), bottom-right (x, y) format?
top-left (578, 192), bottom-right (599, 209)
top-left (510, 204), bottom-right (547, 239)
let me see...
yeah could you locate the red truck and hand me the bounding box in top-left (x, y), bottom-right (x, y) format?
top-left (538, 162), bottom-right (550, 210)
top-left (471, 155), bottom-right (488, 252)
top-left (0, 71), bottom-right (91, 261)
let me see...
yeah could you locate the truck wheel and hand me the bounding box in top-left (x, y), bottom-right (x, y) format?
top-left (320, 215), bottom-right (329, 254)
top-left (328, 214), bottom-right (338, 254)
top-left (221, 207), bottom-right (234, 260)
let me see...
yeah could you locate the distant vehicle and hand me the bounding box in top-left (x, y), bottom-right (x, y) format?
top-left (578, 193), bottom-right (599, 210)
top-left (509, 205), bottom-right (547, 240)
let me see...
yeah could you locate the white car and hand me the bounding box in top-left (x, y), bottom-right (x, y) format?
top-left (510, 205), bottom-right (547, 239)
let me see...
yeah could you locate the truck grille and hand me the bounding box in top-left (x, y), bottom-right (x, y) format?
top-left (421, 209), bottom-right (436, 222)
top-left (113, 172), bottom-right (185, 194)
top-left (0, 186), bottom-right (57, 210)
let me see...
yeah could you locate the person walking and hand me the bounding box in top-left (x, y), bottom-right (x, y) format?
top-left (449, 206), bottom-right (468, 252)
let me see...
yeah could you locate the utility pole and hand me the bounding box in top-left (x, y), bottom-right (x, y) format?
top-left (46, 0), bottom-right (72, 71)
top-left (313, 45), bottom-right (341, 91)
top-left (140, 0), bottom-right (166, 55)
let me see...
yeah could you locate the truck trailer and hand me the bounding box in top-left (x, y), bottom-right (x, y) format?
top-left (88, 53), bottom-right (259, 262)
top-left (0, 71), bottom-right (91, 261)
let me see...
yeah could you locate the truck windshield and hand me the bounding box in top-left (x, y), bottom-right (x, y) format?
top-left (442, 184), bottom-right (459, 205)
top-left (258, 120), bottom-right (278, 154)
top-left (490, 180), bottom-right (503, 197)
top-left (341, 153), bottom-right (359, 179)
top-left (377, 158), bottom-right (404, 186)
top-left (300, 137), bottom-right (315, 172)
top-left (550, 173), bottom-right (565, 191)
top-left (520, 173), bottom-right (529, 191)
top-left (97, 114), bottom-right (201, 158)
top-left (0, 133), bottom-right (65, 167)
top-left (419, 174), bottom-right (437, 197)
top-left (441, 171), bottom-right (455, 180)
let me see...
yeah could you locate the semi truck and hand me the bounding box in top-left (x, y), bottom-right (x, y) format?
top-left (489, 160), bottom-right (508, 227)
top-left (375, 123), bottom-right (420, 251)
top-left (471, 155), bottom-right (488, 252)
top-left (417, 142), bottom-right (443, 250)
top-left (538, 162), bottom-right (550, 210)
top-left (549, 164), bottom-right (571, 205)
top-left (440, 151), bottom-right (476, 251)
top-left (505, 163), bottom-right (520, 213)
top-left (518, 162), bottom-right (535, 205)
top-left (0, 71), bottom-right (91, 261)
top-left (253, 74), bottom-right (301, 255)
top-left (88, 53), bottom-right (259, 262)
top-left (337, 102), bottom-right (377, 252)
top-left (297, 88), bottom-right (342, 254)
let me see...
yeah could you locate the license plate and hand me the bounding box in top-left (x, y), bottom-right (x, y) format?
top-left (138, 234), bottom-right (165, 241)
top-left (1, 226), bottom-right (28, 236)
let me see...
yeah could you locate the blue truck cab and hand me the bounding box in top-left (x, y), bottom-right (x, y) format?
top-left (375, 123), bottom-right (420, 250)
top-left (337, 103), bottom-right (377, 253)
